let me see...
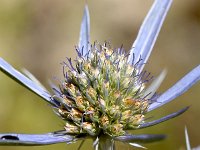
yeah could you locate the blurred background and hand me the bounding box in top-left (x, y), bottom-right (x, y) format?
top-left (0, 0), bottom-right (200, 150)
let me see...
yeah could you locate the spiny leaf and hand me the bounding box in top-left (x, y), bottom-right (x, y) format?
top-left (148, 65), bottom-right (200, 111)
top-left (0, 58), bottom-right (56, 106)
top-left (128, 0), bottom-right (173, 72)
top-left (138, 107), bottom-right (189, 129)
top-left (79, 5), bottom-right (90, 57)
top-left (0, 132), bottom-right (76, 146)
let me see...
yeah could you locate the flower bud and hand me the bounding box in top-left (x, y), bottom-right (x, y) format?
top-left (121, 110), bottom-right (132, 122)
top-left (110, 123), bottom-right (125, 136)
top-left (126, 65), bottom-right (134, 75)
top-left (114, 91), bottom-right (121, 99)
top-left (75, 96), bottom-right (89, 111)
top-left (63, 96), bottom-right (76, 107)
top-left (108, 105), bottom-right (120, 118)
top-left (66, 83), bottom-right (76, 97)
top-left (69, 108), bottom-right (83, 123)
top-left (82, 122), bottom-right (97, 136)
top-left (85, 107), bottom-right (99, 122)
top-left (84, 62), bottom-right (91, 70)
top-left (98, 98), bottom-right (106, 111)
top-left (87, 87), bottom-right (97, 101)
top-left (128, 114), bottom-right (144, 128)
top-left (122, 98), bottom-right (136, 107)
top-left (91, 68), bottom-right (100, 78)
top-left (100, 115), bottom-right (109, 128)
top-left (64, 122), bottom-right (80, 134)
top-left (58, 108), bottom-right (69, 118)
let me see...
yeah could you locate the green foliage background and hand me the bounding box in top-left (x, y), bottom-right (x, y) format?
top-left (0, 0), bottom-right (200, 149)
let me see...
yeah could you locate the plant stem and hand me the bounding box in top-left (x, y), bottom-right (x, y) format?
top-left (94, 134), bottom-right (115, 150)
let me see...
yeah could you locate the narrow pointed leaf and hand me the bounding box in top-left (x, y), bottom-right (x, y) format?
top-left (79, 5), bottom-right (90, 57)
top-left (129, 143), bottom-right (147, 149)
top-left (148, 65), bottom-right (200, 111)
top-left (114, 134), bottom-right (166, 143)
top-left (138, 107), bottom-right (189, 129)
top-left (185, 127), bottom-right (192, 150)
top-left (0, 58), bottom-right (55, 106)
top-left (128, 0), bottom-right (172, 71)
top-left (0, 132), bottom-right (75, 146)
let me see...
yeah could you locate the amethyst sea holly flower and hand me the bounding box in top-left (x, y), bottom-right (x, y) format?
top-left (0, 0), bottom-right (200, 149)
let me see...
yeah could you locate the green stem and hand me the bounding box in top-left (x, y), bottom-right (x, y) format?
top-left (94, 134), bottom-right (115, 150)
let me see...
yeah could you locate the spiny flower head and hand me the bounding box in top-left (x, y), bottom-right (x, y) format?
top-left (0, 0), bottom-right (199, 149)
top-left (54, 43), bottom-right (150, 136)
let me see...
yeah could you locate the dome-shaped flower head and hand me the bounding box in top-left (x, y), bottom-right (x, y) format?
top-left (0, 0), bottom-right (200, 149)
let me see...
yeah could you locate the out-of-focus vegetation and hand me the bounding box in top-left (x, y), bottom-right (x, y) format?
top-left (0, 0), bottom-right (200, 150)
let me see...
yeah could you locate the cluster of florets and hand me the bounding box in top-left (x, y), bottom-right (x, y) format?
top-left (53, 43), bottom-right (151, 136)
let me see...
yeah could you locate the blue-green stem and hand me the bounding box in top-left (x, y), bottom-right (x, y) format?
top-left (94, 135), bottom-right (115, 150)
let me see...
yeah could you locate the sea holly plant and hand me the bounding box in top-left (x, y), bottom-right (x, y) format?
top-left (0, 0), bottom-right (200, 149)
